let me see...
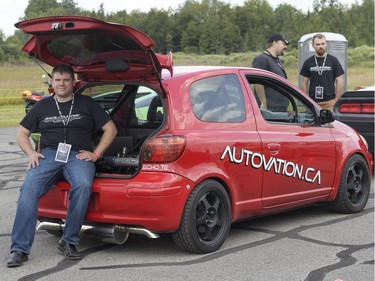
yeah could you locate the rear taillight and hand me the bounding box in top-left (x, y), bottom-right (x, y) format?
top-left (361, 104), bottom-right (375, 113)
top-left (339, 103), bottom-right (374, 114)
top-left (142, 136), bottom-right (186, 163)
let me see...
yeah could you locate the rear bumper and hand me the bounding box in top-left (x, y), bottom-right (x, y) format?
top-left (38, 171), bottom-right (194, 232)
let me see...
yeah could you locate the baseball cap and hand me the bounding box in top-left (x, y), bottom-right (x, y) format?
top-left (267, 34), bottom-right (290, 45)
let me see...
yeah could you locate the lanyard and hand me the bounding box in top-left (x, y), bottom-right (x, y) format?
top-left (54, 94), bottom-right (75, 143)
top-left (314, 55), bottom-right (327, 76)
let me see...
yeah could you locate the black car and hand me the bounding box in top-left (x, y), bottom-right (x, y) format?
top-left (334, 86), bottom-right (374, 157)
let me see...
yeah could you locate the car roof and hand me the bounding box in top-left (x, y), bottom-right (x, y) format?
top-left (162, 66), bottom-right (247, 80)
top-left (161, 65), bottom-right (288, 83)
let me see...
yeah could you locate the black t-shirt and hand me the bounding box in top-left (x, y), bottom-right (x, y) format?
top-left (252, 52), bottom-right (289, 111)
top-left (20, 94), bottom-right (111, 151)
top-left (300, 54), bottom-right (344, 101)
top-left (252, 51), bottom-right (287, 79)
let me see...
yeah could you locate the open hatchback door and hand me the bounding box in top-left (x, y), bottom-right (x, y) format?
top-left (15, 16), bottom-right (172, 83)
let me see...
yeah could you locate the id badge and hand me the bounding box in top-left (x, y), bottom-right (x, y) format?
top-left (315, 86), bottom-right (324, 99)
top-left (55, 142), bottom-right (72, 163)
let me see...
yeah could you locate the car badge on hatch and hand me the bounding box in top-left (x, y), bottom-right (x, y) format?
top-left (51, 22), bottom-right (63, 31)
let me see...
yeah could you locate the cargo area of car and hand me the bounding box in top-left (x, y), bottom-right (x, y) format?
top-left (94, 129), bottom-right (154, 176)
top-left (87, 84), bottom-right (163, 177)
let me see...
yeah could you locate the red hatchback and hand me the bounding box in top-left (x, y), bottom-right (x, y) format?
top-left (16, 16), bottom-right (373, 254)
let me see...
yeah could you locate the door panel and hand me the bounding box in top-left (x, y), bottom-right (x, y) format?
top-left (242, 73), bottom-right (336, 207)
top-left (258, 124), bottom-right (335, 206)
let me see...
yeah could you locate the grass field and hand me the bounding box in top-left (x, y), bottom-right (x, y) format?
top-left (0, 57), bottom-right (373, 127)
top-left (0, 104), bottom-right (24, 127)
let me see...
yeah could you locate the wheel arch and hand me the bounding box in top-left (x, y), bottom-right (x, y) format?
top-left (191, 175), bottom-right (236, 222)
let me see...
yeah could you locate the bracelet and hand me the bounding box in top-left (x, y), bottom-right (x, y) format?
top-left (93, 151), bottom-right (100, 160)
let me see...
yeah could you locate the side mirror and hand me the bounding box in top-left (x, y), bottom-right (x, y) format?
top-left (319, 109), bottom-right (335, 124)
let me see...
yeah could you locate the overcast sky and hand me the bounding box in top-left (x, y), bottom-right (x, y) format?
top-left (0, 0), bottom-right (359, 37)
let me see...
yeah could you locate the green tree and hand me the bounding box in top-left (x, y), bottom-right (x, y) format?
top-left (0, 30), bottom-right (7, 62)
top-left (106, 10), bottom-right (129, 25)
top-left (218, 12), bottom-right (242, 54)
top-left (140, 8), bottom-right (172, 53)
top-left (173, 0), bottom-right (207, 53)
top-left (179, 0), bottom-right (241, 54)
top-left (199, 16), bottom-right (221, 54)
top-left (312, 0), bottom-right (341, 12)
top-left (345, 0), bottom-right (374, 47)
top-left (273, 4), bottom-right (306, 48)
top-left (2, 35), bottom-right (24, 62)
top-left (60, 0), bottom-right (81, 14)
top-left (235, 0), bottom-right (274, 51)
top-left (181, 21), bottom-right (201, 53)
top-left (120, 10), bottom-right (145, 28)
top-left (23, 0), bottom-right (59, 20)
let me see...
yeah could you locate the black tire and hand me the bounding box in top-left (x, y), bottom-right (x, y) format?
top-left (330, 154), bottom-right (371, 213)
top-left (172, 179), bottom-right (231, 254)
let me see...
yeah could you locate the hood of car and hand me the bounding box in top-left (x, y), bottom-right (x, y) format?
top-left (15, 16), bottom-right (172, 83)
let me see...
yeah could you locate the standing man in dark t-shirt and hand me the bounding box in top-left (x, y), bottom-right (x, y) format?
top-left (252, 33), bottom-right (290, 111)
top-left (300, 33), bottom-right (344, 110)
top-left (7, 64), bottom-right (117, 267)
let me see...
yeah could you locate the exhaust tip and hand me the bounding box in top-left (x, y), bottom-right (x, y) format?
top-left (82, 225), bottom-right (129, 244)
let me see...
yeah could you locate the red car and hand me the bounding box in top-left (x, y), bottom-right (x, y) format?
top-left (16, 16), bottom-right (373, 254)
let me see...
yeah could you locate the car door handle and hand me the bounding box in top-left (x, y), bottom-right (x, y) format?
top-left (267, 143), bottom-right (280, 154)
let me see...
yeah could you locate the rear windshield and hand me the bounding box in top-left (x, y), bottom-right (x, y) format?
top-left (46, 33), bottom-right (143, 66)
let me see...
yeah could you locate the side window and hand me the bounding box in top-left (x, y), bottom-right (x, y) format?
top-left (134, 90), bottom-right (159, 122)
top-left (190, 74), bottom-right (245, 122)
top-left (112, 85), bottom-right (161, 131)
top-left (80, 84), bottom-right (123, 112)
top-left (249, 79), bottom-right (315, 125)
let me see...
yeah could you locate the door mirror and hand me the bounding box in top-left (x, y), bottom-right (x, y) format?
top-left (319, 109), bottom-right (335, 124)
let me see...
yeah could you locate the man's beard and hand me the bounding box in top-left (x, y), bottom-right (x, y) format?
top-left (316, 48), bottom-right (326, 56)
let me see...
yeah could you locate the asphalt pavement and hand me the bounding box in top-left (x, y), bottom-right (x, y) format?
top-left (0, 126), bottom-right (374, 281)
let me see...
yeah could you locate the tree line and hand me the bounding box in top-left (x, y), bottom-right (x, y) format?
top-left (0, 0), bottom-right (373, 62)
